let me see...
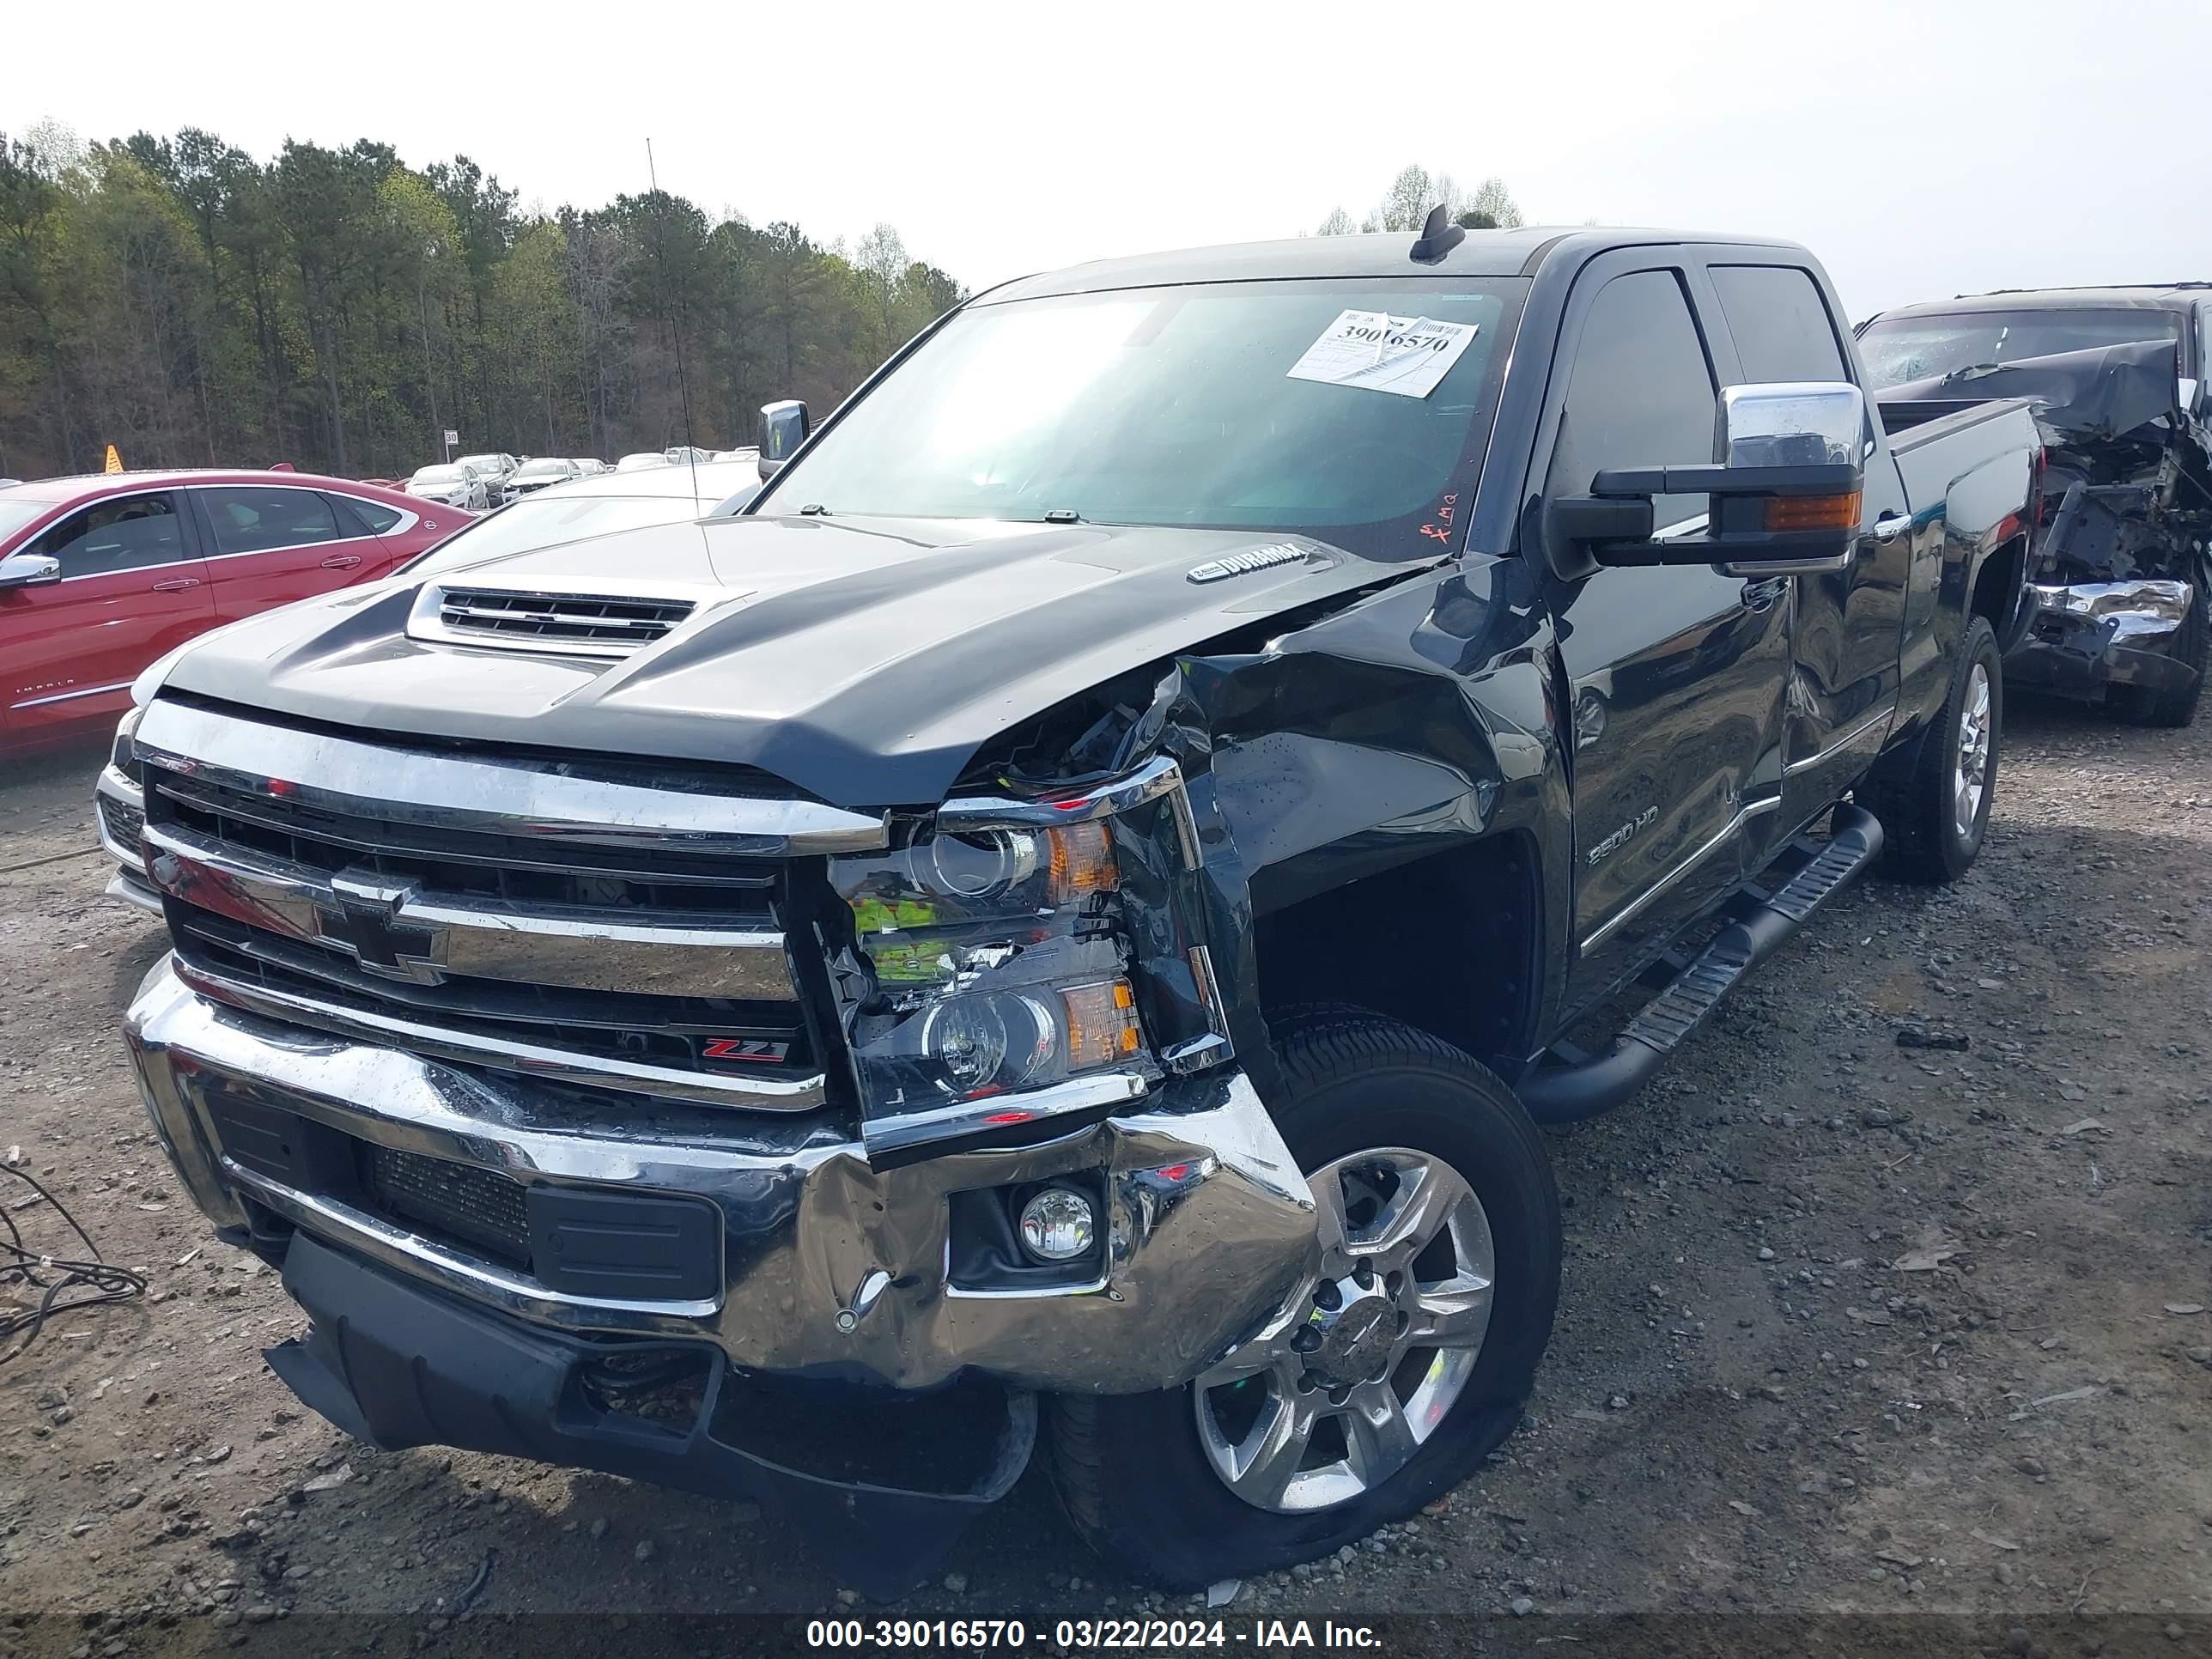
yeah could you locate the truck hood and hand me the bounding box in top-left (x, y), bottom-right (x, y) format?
top-left (1884, 340), bottom-right (2185, 442)
top-left (156, 513), bottom-right (1424, 807)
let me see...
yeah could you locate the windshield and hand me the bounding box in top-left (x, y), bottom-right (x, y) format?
top-left (514, 460), bottom-right (568, 478)
top-left (1859, 308), bottom-right (2184, 389)
top-left (753, 277), bottom-right (1522, 559)
top-left (457, 455), bottom-right (504, 471)
top-left (403, 494), bottom-right (714, 577)
top-left (411, 466), bottom-right (465, 485)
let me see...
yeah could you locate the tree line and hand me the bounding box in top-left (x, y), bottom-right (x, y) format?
top-left (0, 123), bottom-right (963, 481)
top-left (1316, 164), bottom-right (1525, 236)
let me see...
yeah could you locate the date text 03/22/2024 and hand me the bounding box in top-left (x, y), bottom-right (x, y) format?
top-left (803, 1618), bottom-right (1385, 1649)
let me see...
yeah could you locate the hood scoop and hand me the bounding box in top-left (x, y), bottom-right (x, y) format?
top-left (410, 583), bottom-right (699, 659)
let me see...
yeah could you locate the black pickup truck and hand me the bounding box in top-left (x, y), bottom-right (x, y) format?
top-left (106, 222), bottom-right (2042, 1595)
top-left (1860, 286), bottom-right (2212, 726)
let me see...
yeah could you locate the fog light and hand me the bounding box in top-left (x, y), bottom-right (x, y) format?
top-left (1018, 1188), bottom-right (1097, 1262)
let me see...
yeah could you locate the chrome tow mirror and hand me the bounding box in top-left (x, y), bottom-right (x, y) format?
top-left (1717, 380), bottom-right (1865, 470)
top-left (1556, 380), bottom-right (1868, 577)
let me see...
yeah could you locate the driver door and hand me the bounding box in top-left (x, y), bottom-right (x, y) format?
top-left (1542, 259), bottom-right (1790, 999)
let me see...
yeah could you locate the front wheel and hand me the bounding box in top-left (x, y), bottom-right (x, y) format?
top-left (1047, 1007), bottom-right (1560, 1589)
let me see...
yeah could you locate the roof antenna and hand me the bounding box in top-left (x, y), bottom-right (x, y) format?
top-left (646, 137), bottom-right (703, 512)
top-left (1410, 204), bottom-right (1465, 265)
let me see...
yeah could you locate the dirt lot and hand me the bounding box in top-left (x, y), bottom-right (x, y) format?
top-left (3, 696), bottom-right (2210, 1652)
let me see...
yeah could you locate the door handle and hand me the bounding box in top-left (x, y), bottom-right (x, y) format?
top-left (149, 577), bottom-right (201, 592)
top-left (1873, 511), bottom-right (1911, 542)
top-left (1739, 576), bottom-right (1788, 613)
top-left (320, 553), bottom-right (362, 569)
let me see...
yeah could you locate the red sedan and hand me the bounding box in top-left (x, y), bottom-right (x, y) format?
top-left (0, 469), bottom-right (462, 753)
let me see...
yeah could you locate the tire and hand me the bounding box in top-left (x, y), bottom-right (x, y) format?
top-left (1046, 1006), bottom-right (1561, 1589)
top-left (1862, 615), bottom-right (2002, 885)
top-left (2111, 578), bottom-right (2208, 728)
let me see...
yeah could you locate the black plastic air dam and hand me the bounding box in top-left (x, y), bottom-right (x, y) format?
top-left (264, 1232), bottom-right (1034, 1599)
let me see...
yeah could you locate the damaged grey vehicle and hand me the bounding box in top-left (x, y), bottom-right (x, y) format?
top-left (1861, 287), bottom-right (2212, 726)
top-left (112, 222), bottom-right (2040, 1595)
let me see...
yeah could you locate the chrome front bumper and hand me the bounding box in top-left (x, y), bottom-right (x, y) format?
top-left (125, 957), bottom-right (1318, 1395)
top-left (2011, 578), bottom-right (2200, 696)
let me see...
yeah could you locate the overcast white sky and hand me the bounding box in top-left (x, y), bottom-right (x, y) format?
top-left (21, 0), bottom-right (2210, 319)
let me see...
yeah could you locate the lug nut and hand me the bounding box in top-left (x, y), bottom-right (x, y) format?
top-left (1315, 1282), bottom-right (1342, 1310)
top-left (1291, 1327), bottom-right (1322, 1353)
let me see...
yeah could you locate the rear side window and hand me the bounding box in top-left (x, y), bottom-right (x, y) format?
top-left (1710, 264), bottom-right (1848, 384)
top-left (30, 493), bottom-right (188, 577)
top-left (332, 493), bottom-right (404, 534)
top-left (1549, 269), bottom-right (1718, 530)
top-left (200, 486), bottom-right (343, 556)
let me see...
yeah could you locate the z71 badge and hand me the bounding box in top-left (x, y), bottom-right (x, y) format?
top-left (699, 1037), bottom-right (789, 1064)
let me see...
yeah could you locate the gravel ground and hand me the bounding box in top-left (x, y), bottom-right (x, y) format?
top-left (3, 696), bottom-right (2209, 1653)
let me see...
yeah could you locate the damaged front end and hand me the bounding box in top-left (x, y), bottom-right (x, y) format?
top-left (1890, 340), bottom-right (2212, 706)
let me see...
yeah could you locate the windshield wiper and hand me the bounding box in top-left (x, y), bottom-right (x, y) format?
top-left (799, 502), bottom-right (830, 515)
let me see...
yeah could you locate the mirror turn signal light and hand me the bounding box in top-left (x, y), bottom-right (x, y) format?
top-left (1764, 490), bottom-right (1862, 533)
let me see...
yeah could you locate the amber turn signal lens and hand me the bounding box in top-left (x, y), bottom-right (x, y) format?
top-left (1044, 821), bottom-right (1119, 902)
top-left (1764, 490), bottom-right (1863, 532)
top-left (1061, 978), bottom-right (1142, 1070)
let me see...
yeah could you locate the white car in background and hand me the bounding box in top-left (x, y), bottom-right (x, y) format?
top-left (405, 462), bottom-right (491, 511)
top-left (501, 457), bottom-right (586, 501)
top-left (403, 455), bottom-right (762, 579)
top-left (454, 452), bottom-right (520, 489)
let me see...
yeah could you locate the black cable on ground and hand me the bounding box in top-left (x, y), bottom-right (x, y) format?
top-left (1, 1163), bottom-right (148, 1363)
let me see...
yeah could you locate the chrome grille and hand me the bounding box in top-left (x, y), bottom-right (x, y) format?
top-left (131, 700), bottom-right (890, 1111)
top-left (98, 794), bottom-right (146, 856)
top-left (433, 586), bottom-right (695, 653)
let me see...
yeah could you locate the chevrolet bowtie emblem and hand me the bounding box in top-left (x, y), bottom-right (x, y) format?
top-left (319, 871), bottom-right (441, 983)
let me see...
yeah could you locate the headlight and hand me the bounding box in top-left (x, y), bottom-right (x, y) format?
top-left (110, 706), bottom-right (143, 784)
top-left (831, 817), bottom-right (1153, 1122)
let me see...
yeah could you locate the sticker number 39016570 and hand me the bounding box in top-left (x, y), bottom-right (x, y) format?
top-left (1286, 309), bottom-right (1480, 399)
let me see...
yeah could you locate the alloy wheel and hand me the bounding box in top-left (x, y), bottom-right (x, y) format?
top-left (1193, 1147), bottom-right (1496, 1512)
top-left (1954, 660), bottom-right (1993, 840)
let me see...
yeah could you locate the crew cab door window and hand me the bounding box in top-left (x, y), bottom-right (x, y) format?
top-left (1547, 270), bottom-right (1717, 529)
top-left (1708, 264), bottom-right (1848, 383)
top-left (199, 486), bottom-right (346, 556)
top-left (30, 493), bottom-right (189, 577)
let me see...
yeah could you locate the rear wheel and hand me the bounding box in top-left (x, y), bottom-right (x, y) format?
top-left (1047, 1007), bottom-right (1560, 1589)
top-left (1863, 615), bottom-right (2002, 885)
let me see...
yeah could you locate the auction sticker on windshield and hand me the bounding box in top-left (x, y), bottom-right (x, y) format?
top-left (1286, 308), bottom-right (1479, 398)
